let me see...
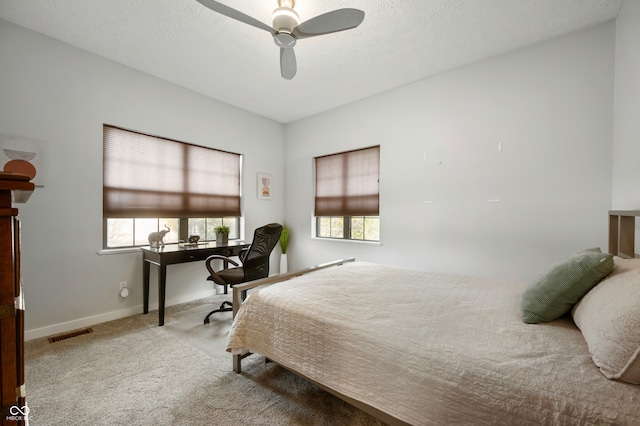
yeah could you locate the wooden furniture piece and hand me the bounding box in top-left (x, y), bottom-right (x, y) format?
top-left (608, 210), bottom-right (640, 259)
top-left (0, 173), bottom-right (34, 425)
top-left (141, 240), bottom-right (249, 326)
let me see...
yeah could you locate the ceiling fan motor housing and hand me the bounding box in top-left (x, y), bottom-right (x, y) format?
top-left (272, 6), bottom-right (299, 33)
top-left (272, 2), bottom-right (299, 48)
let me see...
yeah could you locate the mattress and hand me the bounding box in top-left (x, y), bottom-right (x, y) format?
top-left (226, 261), bottom-right (640, 425)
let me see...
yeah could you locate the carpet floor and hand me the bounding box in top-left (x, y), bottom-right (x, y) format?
top-left (24, 294), bottom-right (386, 425)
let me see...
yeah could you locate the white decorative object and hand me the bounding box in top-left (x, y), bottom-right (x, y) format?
top-left (279, 225), bottom-right (290, 274)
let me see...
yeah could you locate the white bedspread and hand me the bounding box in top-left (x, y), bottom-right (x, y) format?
top-left (226, 261), bottom-right (640, 425)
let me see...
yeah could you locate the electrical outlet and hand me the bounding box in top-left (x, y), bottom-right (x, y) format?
top-left (120, 281), bottom-right (128, 290)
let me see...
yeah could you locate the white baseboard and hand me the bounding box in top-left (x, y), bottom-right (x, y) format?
top-left (25, 289), bottom-right (214, 341)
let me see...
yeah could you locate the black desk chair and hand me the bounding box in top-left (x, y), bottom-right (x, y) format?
top-left (203, 223), bottom-right (283, 324)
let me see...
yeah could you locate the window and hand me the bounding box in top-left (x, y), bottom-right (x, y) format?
top-left (316, 216), bottom-right (380, 241)
top-left (314, 146), bottom-right (380, 241)
top-left (103, 125), bottom-right (241, 249)
top-left (105, 217), bottom-right (239, 248)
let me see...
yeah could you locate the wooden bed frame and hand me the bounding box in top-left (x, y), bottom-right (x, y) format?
top-left (608, 210), bottom-right (640, 259)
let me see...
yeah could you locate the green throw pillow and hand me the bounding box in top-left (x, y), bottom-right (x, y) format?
top-left (521, 248), bottom-right (614, 324)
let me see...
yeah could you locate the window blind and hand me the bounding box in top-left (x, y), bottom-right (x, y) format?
top-left (103, 125), bottom-right (241, 218)
top-left (314, 145), bottom-right (380, 217)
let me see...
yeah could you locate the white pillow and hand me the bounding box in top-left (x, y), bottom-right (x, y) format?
top-left (572, 257), bottom-right (640, 384)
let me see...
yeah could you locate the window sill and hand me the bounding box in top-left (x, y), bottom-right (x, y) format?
top-left (311, 236), bottom-right (382, 246)
top-left (97, 247), bottom-right (142, 255)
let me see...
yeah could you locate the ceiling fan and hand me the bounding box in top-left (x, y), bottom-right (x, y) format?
top-left (196, 0), bottom-right (365, 80)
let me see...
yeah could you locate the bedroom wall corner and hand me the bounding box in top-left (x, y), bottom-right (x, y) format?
top-left (612, 0), bottom-right (640, 207)
top-left (612, 0), bottom-right (640, 249)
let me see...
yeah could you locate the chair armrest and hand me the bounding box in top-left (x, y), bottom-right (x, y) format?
top-left (205, 255), bottom-right (240, 284)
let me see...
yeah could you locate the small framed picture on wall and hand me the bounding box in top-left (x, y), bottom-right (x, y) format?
top-left (257, 173), bottom-right (272, 200)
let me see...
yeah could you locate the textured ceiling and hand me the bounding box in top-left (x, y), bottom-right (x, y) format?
top-left (0, 0), bottom-right (625, 123)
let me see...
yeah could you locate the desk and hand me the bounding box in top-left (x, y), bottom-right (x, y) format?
top-left (141, 241), bottom-right (250, 326)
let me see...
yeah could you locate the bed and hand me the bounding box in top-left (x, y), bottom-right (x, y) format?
top-left (226, 220), bottom-right (640, 425)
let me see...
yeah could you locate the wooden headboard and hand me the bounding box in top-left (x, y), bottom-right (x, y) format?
top-left (609, 210), bottom-right (640, 259)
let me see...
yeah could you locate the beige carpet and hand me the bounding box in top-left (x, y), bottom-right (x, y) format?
top-left (24, 294), bottom-right (385, 425)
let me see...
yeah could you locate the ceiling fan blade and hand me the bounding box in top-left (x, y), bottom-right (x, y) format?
top-left (293, 8), bottom-right (365, 39)
top-left (197, 0), bottom-right (276, 35)
top-left (280, 48), bottom-right (297, 80)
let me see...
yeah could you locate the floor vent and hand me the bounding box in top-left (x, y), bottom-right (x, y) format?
top-left (48, 328), bottom-right (93, 343)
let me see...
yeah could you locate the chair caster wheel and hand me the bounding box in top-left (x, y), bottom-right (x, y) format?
top-left (204, 318), bottom-right (210, 325)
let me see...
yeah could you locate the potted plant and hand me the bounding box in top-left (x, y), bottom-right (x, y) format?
top-left (214, 225), bottom-right (230, 245)
top-left (279, 224), bottom-right (290, 273)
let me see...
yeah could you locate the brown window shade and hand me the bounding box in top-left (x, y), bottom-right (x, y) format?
top-left (315, 146), bottom-right (380, 217)
top-left (103, 125), bottom-right (241, 218)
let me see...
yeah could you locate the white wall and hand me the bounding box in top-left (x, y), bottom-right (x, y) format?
top-left (0, 15), bottom-right (624, 338)
top-left (0, 19), bottom-right (285, 339)
top-left (612, 0), bottom-right (640, 208)
top-left (284, 22), bottom-right (615, 282)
